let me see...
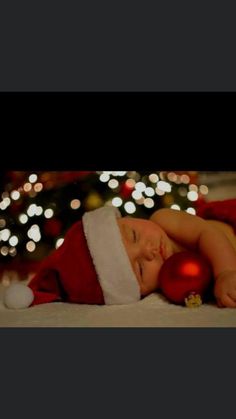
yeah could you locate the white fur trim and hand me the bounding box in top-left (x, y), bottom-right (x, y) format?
top-left (82, 206), bottom-right (140, 305)
top-left (4, 283), bottom-right (34, 309)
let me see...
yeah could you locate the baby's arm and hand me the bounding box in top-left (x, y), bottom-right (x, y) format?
top-left (150, 208), bottom-right (236, 308)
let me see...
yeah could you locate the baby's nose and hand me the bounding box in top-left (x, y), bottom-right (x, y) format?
top-left (145, 243), bottom-right (159, 260)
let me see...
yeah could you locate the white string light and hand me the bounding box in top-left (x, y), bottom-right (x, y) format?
top-left (56, 238), bottom-right (64, 248)
top-left (171, 204), bottom-right (181, 210)
top-left (0, 229), bottom-right (11, 241)
top-left (26, 241), bottom-right (36, 252)
top-left (9, 236), bottom-right (18, 246)
top-left (186, 207), bottom-right (196, 215)
top-left (19, 214), bottom-right (28, 224)
top-left (34, 183), bottom-right (43, 192)
top-left (149, 173), bottom-right (159, 183)
top-left (23, 183), bottom-right (32, 192)
top-left (135, 182), bottom-right (146, 192)
top-left (29, 174), bottom-right (38, 183)
top-left (157, 181), bottom-right (171, 193)
top-left (112, 197), bottom-right (123, 207)
top-left (145, 187), bottom-right (155, 197)
top-left (99, 173), bottom-right (110, 182)
top-left (10, 190), bottom-right (20, 200)
top-left (124, 202), bottom-right (136, 214)
top-left (70, 199), bottom-right (81, 209)
top-left (44, 209), bottom-right (54, 218)
top-left (144, 198), bottom-right (154, 208)
top-left (187, 191), bottom-right (198, 201)
top-left (108, 179), bottom-right (119, 189)
top-left (0, 246), bottom-right (9, 256)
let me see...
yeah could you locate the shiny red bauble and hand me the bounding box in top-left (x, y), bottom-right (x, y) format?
top-left (158, 251), bottom-right (213, 305)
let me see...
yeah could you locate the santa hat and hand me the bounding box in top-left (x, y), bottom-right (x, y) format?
top-left (4, 206), bottom-right (140, 309)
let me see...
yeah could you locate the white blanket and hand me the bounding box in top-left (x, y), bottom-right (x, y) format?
top-left (0, 281), bottom-right (236, 327)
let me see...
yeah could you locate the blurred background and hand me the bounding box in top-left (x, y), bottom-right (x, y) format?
top-left (0, 171), bottom-right (236, 279)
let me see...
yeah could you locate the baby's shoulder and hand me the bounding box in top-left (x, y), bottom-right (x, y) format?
top-left (150, 207), bottom-right (178, 221)
top-left (150, 208), bottom-right (190, 226)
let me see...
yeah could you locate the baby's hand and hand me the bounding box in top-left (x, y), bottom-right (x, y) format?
top-left (214, 270), bottom-right (236, 308)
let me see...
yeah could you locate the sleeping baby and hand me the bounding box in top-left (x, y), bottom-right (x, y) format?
top-left (4, 200), bottom-right (236, 309)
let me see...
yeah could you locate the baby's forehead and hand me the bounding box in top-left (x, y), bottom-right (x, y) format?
top-left (119, 216), bottom-right (165, 235)
top-left (120, 216), bottom-right (153, 227)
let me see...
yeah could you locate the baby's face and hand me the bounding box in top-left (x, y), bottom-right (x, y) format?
top-left (117, 217), bottom-right (174, 296)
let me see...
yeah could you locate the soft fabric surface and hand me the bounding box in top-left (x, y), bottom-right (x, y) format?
top-left (0, 281), bottom-right (236, 327)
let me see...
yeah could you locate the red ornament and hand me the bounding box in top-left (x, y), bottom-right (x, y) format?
top-left (159, 251), bottom-right (213, 307)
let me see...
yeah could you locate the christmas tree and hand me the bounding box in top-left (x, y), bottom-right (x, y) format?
top-left (0, 171), bottom-right (208, 269)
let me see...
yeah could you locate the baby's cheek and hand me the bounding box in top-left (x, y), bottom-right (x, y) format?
top-left (155, 261), bottom-right (164, 288)
top-left (145, 262), bottom-right (162, 292)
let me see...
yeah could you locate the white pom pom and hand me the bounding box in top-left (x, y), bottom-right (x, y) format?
top-left (4, 283), bottom-right (34, 309)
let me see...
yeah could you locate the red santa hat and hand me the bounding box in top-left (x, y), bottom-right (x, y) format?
top-left (4, 206), bottom-right (140, 309)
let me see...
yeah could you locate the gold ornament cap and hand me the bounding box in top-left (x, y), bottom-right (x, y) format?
top-left (185, 292), bottom-right (202, 308)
